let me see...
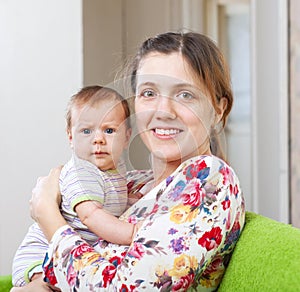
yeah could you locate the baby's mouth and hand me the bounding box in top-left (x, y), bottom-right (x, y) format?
top-left (94, 151), bottom-right (108, 155)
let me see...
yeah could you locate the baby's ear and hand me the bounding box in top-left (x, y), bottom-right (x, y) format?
top-left (125, 128), bottom-right (132, 148)
top-left (67, 129), bottom-right (73, 148)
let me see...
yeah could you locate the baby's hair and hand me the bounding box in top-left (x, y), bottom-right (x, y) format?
top-left (66, 85), bottom-right (131, 131)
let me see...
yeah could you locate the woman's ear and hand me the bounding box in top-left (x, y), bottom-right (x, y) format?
top-left (215, 97), bottom-right (228, 125)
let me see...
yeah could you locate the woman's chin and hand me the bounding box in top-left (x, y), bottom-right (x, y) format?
top-left (151, 148), bottom-right (199, 164)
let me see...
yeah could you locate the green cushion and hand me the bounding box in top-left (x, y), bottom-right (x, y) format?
top-left (0, 275), bottom-right (12, 292)
top-left (218, 211), bottom-right (300, 291)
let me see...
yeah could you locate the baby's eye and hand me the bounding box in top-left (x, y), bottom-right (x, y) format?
top-left (104, 128), bottom-right (115, 134)
top-left (82, 129), bottom-right (91, 134)
top-left (140, 89), bottom-right (156, 98)
top-left (177, 91), bottom-right (194, 100)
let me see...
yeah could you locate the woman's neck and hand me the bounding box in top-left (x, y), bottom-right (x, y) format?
top-left (150, 145), bottom-right (212, 186)
top-left (150, 156), bottom-right (181, 187)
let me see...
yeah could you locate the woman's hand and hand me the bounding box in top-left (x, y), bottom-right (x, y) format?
top-left (128, 191), bottom-right (144, 206)
top-left (10, 273), bottom-right (61, 291)
top-left (30, 166), bottom-right (67, 241)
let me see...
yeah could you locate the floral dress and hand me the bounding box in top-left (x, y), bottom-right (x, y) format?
top-left (43, 155), bottom-right (245, 291)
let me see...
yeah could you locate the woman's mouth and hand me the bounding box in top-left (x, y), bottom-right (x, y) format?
top-left (153, 128), bottom-right (182, 139)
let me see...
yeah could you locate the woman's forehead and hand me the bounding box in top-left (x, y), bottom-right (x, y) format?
top-left (136, 52), bottom-right (202, 89)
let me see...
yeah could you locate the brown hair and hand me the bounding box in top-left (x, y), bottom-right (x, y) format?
top-left (66, 85), bottom-right (131, 131)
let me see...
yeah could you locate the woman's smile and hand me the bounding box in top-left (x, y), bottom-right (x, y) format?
top-left (152, 128), bottom-right (183, 139)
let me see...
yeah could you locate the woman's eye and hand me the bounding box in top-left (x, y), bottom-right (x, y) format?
top-left (177, 92), bottom-right (194, 100)
top-left (140, 89), bottom-right (156, 98)
top-left (82, 129), bottom-right (91, 134)
top-left (104, 128), bottom-right (115, 134)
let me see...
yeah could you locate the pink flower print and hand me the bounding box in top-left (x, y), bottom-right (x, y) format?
top-left (70, 243), bottom-right (94, 258)
top-left (220, 166), bottom-right (231, 185)
top-left (66, 264), bottom-right (77, 287)
top-left (172, 273), bottom-right (195, 291)
top-left (128, 242), bottom-right (145, 260)
top-left (128, 215), bottom-right (138, 224)
top-left (225, 210), bottom-right (231, 230)
top-left (150, 202), bottom-right (159, 215)
top-left (182, 181), bottom-right (204, 207)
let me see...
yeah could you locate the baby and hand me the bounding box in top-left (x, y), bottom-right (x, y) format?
top-left (12, 85), bottom-right (141, 287)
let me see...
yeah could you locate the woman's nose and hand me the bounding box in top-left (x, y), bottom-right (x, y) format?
top-left (155, 95), bottom-right (176, 119)
top-left (93, 131), bottom-right (106, 145)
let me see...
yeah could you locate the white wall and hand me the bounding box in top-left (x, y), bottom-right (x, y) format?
top-left (206, 0), bottom-right (289, 224)
top-left (251, 0), bottom-right (289, 222)
top-left (83, 0), bottom-right (123, 86)
top-left (0, 0), bottom-right (83, 274)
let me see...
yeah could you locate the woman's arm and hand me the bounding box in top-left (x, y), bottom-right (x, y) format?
top-left (75, 201), bottom-right (141, 245)
top-left (30, 167), bottom-right (66, 241)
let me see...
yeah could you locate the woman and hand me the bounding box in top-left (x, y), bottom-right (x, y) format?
top-left (14, 32), bottom-right (245, 291)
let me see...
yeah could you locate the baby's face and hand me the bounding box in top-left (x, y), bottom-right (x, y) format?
top-left (69, 99), bottom-right (131, 171)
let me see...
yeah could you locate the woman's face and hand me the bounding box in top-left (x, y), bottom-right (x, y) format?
top-left (134, 52), bottom-right (219, 164)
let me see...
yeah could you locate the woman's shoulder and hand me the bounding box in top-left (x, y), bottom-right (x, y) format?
top-left (176, 155), bottom-right (244, 215)
top-left (179, 155), bottom-right (233, 171)
top-left (176, 155), bottom-right (240, 185)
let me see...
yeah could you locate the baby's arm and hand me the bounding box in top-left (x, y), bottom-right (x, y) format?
top-left (75, 201), bottom-right (141, 245)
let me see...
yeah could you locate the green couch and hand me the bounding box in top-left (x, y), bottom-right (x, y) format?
top-left (218, 212), bottom-right (300, 291)
top-left (0, 275), bottom-right (12, 292)
top-left (1, 212), bottom-right (300, 292)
